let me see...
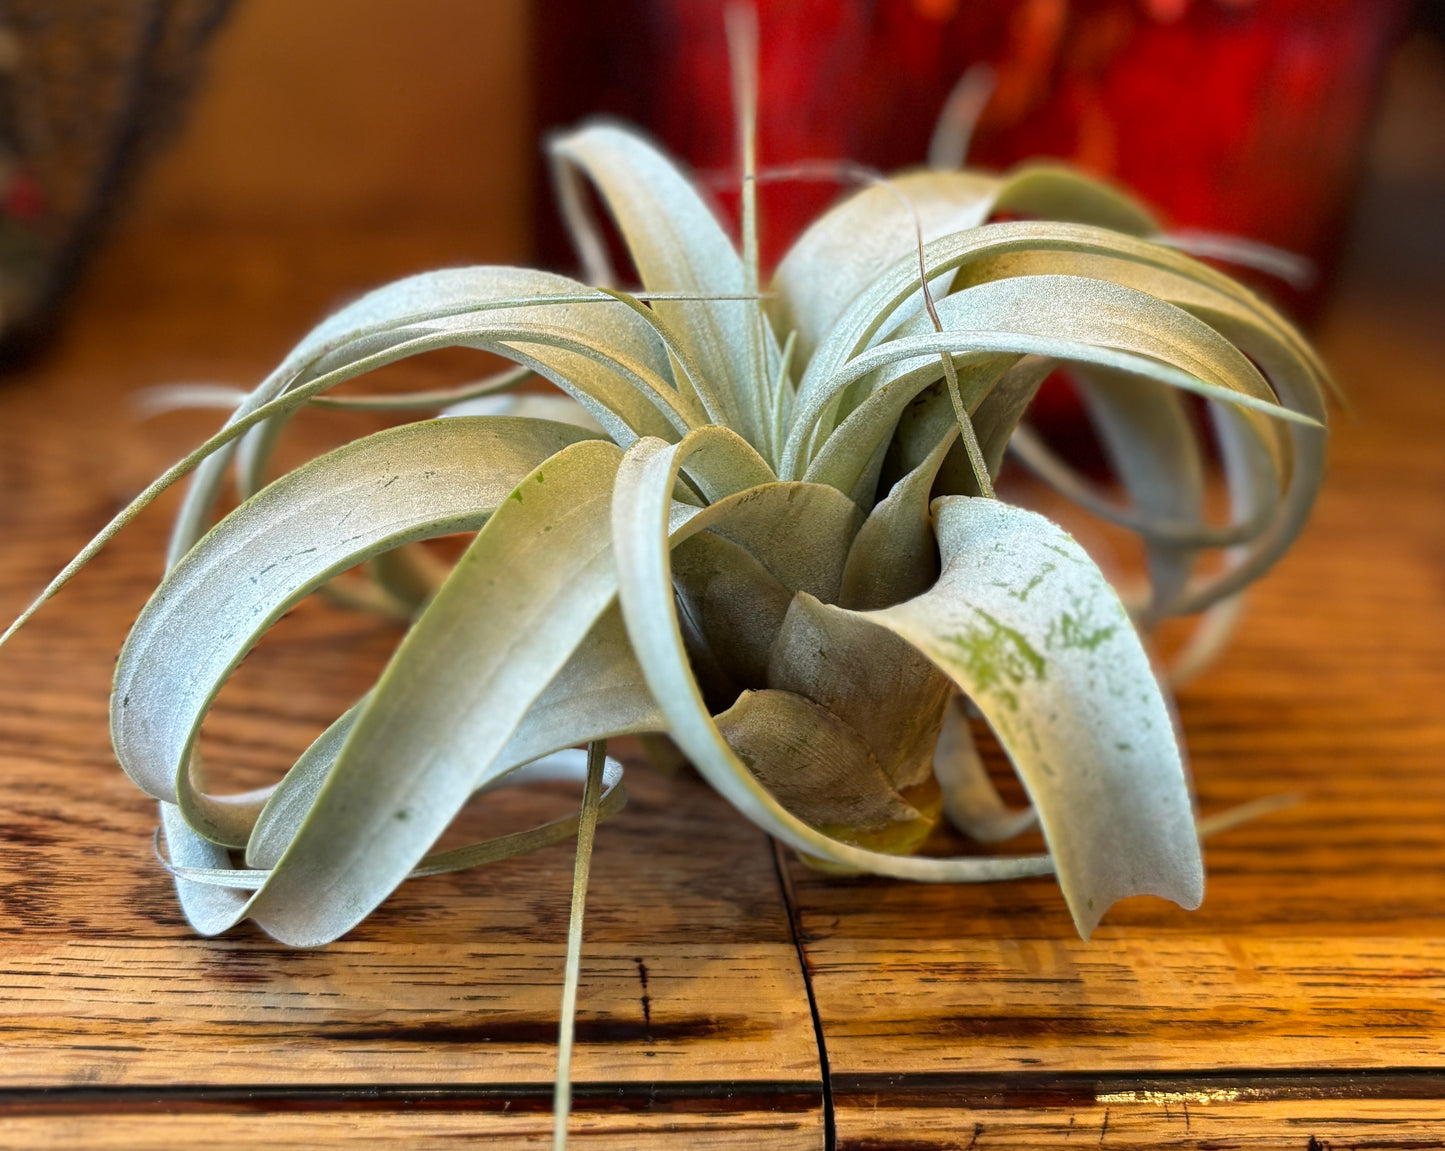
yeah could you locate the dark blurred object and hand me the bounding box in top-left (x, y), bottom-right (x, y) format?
top-left (0, 0), bottom-right (234, 363)
top-left (536, 0), bottom-right (1409, 319)
top-left (1419, 0), bottom-right (1445, 41)
top-left (1337, 29), bottom-right (1445, 296)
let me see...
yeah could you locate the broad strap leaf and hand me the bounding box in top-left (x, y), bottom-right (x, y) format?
top-left (123, 432), bottom-right (659, 945)
top-left (771, 163), bottom-right (1157, 377)
top-left (991, 163), bottom-right (1157, 235)
top-left (933, 697), bottom-right (1038, 843)
top-left (168, 266), bottom-right (694, 564)
top-left (245, 438), bottom-right (637, 945)
top-left (113, 417), bottom-right (596, 842)
top-left (768, 593), bottom-right (951, 802)
top-left (551, 123), bottom-right (778, 454)
top-left (165, 750), bottom-right (629, 920)
top-left (795, 273), bottom-right (1307, 497)
top-left (948, 243), bottom-right (1322, 614)
top-left (862, 496), bottom-right (1203, 936)
top-left (1076, 367), bottom-right (1205, 621)
top-left (769, 170), bottom-right (998, 368)
top-left (792, 220), bottom-right (1321, 455)
top-left (714, 688), bottom-right (935, 855)
top-left (839, 427), bottom-right (957, 611)
top-left (244, 608), bottom-right (658, 870)
top-left (671, 531), bottom-right (794, 700)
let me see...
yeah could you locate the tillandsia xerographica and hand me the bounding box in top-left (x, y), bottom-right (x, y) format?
top-left (1, 75), bottom-right (1330, 960)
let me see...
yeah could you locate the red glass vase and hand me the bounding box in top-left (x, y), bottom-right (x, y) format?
top-left (536, 0), bottom-right (1407, 317)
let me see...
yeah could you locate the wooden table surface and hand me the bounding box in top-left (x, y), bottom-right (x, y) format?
top-left (0, 201), bottom-right (1442, 1150)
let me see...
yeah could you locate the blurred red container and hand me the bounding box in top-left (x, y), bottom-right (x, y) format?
top-left (536, 0), bottom-right (1408, 317)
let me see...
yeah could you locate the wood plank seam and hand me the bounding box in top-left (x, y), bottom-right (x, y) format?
top-left (828, 1067), bottom-right (1445, 1107)
top-left (773, 839), bottom-right (836, 1150)
top-left (0, 1081), bottom-right (825, 1116)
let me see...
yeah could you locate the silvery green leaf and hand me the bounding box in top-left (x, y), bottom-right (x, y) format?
top-left (169, 750), bottom-right (628, 893)
top-left (489, 607), bottom-right (664, 774)
top-left (767, 593), bottom-right (951, 801)
top-left (793, 220), bottom-right (1317, 441)
top-left (669, 421), bottom-right (778, 502)
top-left (793, 273), bottom-right (1308, 499)
top-left (113, 417), bottom-right (597, 845)
top-left (966, 354), bottom-right (1058, 482)
top-left (862, 496), bottom-right (1203, 936)
top-left (243, 708), bottom-right (360, 871)
top-left (415, 748), bottom-right (621, 879)
top-left (941, 235), bottom-right (1333, 398)
top-left (126, 433), bottom-right (660, 945)
top-left (169, 267), bottom-right (696, 564)
top-left (714, 687), bottom-right (935, 855)
top-left (611, 431), bottom-right (1056, 889)
top-left (244, 438), bottom-right (637, 945)
top-left (771, 163), bottom-right (1157, 376)
top-left (990, 164), bottom-right (1156, 235)
top-left (159, 802), bottom-right (251, 934)
top-left (551, 123), bottom-right (777, 453)
top-left (934, 234), bottom-right (1330, 614)
top-left (770, 170), bottom-right (1000, 367)
top-left (441, 391), bottom-right (605, 429)
top-left (698, 479), bottom-right (863, 604)
top-left (244, 609), bottom-right (655, 871)
top-left (803, 352), bottom-right (1014, 503)
top-left (589, 286), bottom-right (737, 434)
top-left (1074, 367), bottom-right (1205, 621)
top-left (1011, 392), bottom-right (1283, 626)
top-left (932, 697), bottom-right (1038, 843)
top-left (839, 426), bottom-right (958, 611)
top-left (671, 531), bottom-right (794, 696)
top-left (1158, 228), bottom-right (1315, 290)
top-left (308, 363), bottom-right (533, 411)
top-left (1006, 414), bottom-right (1275, 551)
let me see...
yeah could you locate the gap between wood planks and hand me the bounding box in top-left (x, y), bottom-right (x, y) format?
top-left (772, 838), bottom-right (837, 1151)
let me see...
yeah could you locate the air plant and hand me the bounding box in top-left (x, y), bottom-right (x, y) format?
top-left (2, 46), bottom-right (1335, 948)
top-left (1, 18), bottom-right (1330, 1147)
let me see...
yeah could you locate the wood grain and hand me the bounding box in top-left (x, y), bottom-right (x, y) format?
top-left (0, 1107), bottom-right (822, 1151)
